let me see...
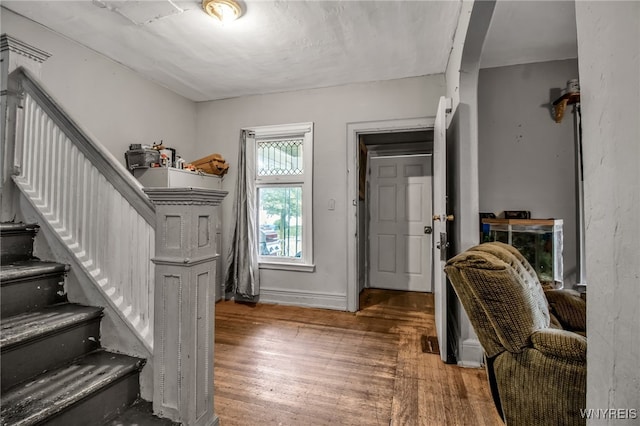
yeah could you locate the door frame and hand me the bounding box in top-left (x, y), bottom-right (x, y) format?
top-left (346, 117), bottom-right (435, 312)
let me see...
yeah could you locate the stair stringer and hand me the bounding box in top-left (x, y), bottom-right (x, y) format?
top-left (16, 193), bottom-right (154, 401)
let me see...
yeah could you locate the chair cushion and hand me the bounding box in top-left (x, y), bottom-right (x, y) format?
top-left (544, 289), bottom-right (587, 332)
top-left (470, 242), bottom-right (539, 286)
top-left (530, 329), bottom-right (587, 362)
top-left (549, 312), bottom-right (564, 330)
top-left (445, 245), bottom-right (550, 354)
top-left (470, 242), bottom-right (551, 326)
top-left (493, 349), bottom-right (586, 426)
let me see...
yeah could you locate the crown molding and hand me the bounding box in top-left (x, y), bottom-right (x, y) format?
top-left (0, 34), bottom-right (51, 63)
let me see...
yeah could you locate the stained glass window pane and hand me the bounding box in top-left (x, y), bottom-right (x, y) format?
top-left (257, 139), bottom-right (303, 176)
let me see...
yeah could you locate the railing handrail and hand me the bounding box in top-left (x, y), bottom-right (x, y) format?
top-left (10, 67), bottom-right (155, 227)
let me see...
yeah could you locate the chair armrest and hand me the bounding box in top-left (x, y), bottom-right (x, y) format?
top-left (530, 328), bottom-right (587, 363)
top-left (544, 289), bottom-right (587, 333)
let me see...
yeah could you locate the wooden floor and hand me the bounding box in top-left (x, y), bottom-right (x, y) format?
top-left (214, 289), bottom-right (502, 426)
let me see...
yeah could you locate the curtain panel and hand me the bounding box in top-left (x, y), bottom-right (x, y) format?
top-left (224, 130), bottom-right (260, 298)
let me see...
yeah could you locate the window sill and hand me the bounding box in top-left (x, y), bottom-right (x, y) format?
top-left (259, 262), bottom-right (315, 272)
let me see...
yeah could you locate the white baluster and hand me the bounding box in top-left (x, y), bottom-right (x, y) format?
top-left (13, 78), bottom-right (156, 350)
top-left (94, 174), bottom-right (106, 278)
top-left (132, 214), bottom-right (141, 320)
top-left (86, 166), bottom-right (97, 269)
top-left (71, 147), bottom-right (82, 250)
top-left (75, 155), bottom-right (87, 254)
top-left (50, 127), bottom-right (61, 226)
top-left (58, 137), bottom-right (70, 236)
top-left (26, 101), bottom-right (36, 190)
top-left (45, 122), bottom-right (56, 218)
top-left (24, 96), bottom-right (34, 189)
top-left (65, 144), bottom-right (79, 244)
top-left (76, 158), bottom-right (87, 258)
top-left (43, 118), bottom-right (50, 214)
top-left (126, 204), bottom-right (135, 305)
top-left (36, 109), bottom-right (47, 204)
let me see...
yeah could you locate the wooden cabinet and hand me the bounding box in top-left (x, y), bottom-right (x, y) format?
top-left (481, 218), bottom-right (563, 288)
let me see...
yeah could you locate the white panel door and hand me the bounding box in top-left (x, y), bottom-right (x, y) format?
top-left (369, 155), bottom-right (433, 292)
top-left (433, 96), bottom-right (451, 363)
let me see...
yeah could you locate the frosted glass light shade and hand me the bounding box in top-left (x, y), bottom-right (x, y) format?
top-left (202, 0), bottom-right (242, 23)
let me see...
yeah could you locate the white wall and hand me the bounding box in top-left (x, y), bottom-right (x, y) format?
top-left (445, 0), bottom-right (473, 126)
top-left (195, 75), bottom-right (445, 309)
top-left (1, 8), bottom-right (197, 164)
top-left (575, 2), bottom-right (640, 422)
top-left (478, 59), bottom-right (579, 287)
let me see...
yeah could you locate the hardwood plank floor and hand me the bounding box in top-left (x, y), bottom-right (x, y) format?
top-left (214, 289), bottom-right (502, 426)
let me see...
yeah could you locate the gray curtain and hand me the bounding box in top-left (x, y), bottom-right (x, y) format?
top-left (224, 130), bottom-right (260, 298)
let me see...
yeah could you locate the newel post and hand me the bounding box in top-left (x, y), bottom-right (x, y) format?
top-left (145, 187), bottom-right (228, 426)
top-left (1, 34), bottom-right (50, 220)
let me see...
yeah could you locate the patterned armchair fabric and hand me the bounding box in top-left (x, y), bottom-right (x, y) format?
top-left (445, 242), bottom-right (586, 426)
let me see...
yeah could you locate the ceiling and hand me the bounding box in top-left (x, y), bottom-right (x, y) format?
top-left (2, 1), bottom-right (578, 103)
top-left (481, 0), bottom-right (577, 69)
top-left (2, 0), bottom-right (462, 102)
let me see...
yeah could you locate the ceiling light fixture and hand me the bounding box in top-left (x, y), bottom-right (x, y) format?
top-left (202, 0), bottom-right (242, 23)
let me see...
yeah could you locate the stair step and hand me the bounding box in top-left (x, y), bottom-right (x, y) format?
top-left (103, 399), bottom-right (180, 426)
top-left (0, 222), bottom-right (40, 233)
top-left (1, 260), bottom-right (69, 318)
top-left (0, 222), bottom-right (39, 263)
top-left (1, 304), bottom-right (103, 391)
top-left (0, 260), bottom-right (69, 283)
top-left (1, 350), bottom-right (145, 426)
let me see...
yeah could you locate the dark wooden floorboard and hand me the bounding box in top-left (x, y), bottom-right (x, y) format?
top-left (214, 289), bottom-right (502, 426)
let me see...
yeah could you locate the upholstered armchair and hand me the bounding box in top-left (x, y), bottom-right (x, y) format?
top-left (444, 242), bottom-right (586, 426)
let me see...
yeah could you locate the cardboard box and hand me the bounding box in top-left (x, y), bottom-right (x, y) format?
top-left (191, 153), bottom-right (229, 176)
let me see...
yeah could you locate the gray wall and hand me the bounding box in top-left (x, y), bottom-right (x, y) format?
top-left (1, 8), bottom-right (198, 165)
top-left (195, 75), bottom-right (445, 309)
top-left (576, 2), bottom-right (640, 421)
top-left (478, 59), bottom-right (579, 287)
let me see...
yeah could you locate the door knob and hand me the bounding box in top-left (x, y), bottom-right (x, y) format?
top-left (432, 214), bottom-right (455, 222)
top-left (424, 226), bottom-right (433, 234)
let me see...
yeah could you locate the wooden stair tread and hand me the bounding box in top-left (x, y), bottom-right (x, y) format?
top-left (1, 304), bottom-right (103, 349)
top-left (0, 260), bottom-right (69, 283)
top-left (1, 350), bottom-right (145, 426)
top-left (0, 222), bottom-right (39, 235)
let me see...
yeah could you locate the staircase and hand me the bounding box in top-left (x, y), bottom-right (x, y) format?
top-left (0, 222), bottom-right (170, 425)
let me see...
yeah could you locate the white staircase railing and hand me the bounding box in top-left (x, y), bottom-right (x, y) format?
top-left (10, 68), bottom-right (155, 351)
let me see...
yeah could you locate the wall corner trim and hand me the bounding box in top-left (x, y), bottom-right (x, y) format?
top-left (458, 337), bottom-right (484, 368)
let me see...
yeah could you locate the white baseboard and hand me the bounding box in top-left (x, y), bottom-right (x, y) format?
top-left (457, 337), bottom-right (484, 368)
top-left (258, 287), bottom-right (347, 311)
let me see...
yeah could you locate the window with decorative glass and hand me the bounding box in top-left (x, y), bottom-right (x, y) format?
top-left (247, 123), bottom-right (314, 271)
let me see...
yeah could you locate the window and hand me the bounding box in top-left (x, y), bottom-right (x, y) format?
top-left (246, 122), bottom-right (313, 271)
